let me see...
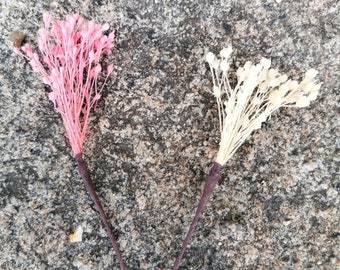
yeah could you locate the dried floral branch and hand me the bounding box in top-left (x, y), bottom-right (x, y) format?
top-left (14, 12), bottom-right (126, 270)
top-left (173, 46), bottom-right (321, 269)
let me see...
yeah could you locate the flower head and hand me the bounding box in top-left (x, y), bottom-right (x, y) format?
top-left (15, 12), bottom-right (114, 155)
top-left (207, 46), bottom-right (321, 165)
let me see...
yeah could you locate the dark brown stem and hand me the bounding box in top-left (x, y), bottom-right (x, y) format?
top-left (172, 162), bottom-right (222, 270)
top-left (75, 153), bottom-right (126, 270)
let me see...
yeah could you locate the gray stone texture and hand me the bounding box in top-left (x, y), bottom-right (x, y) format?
top-left (0, 0), bottom-right (338, 269)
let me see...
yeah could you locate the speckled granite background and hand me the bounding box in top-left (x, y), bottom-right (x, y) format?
top-left (0, 0), bottom-right (339, 269)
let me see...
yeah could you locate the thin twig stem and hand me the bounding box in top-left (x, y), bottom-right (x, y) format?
top-left (75, 153), bottom-right (126, 270)
top-left (172, 162), bottom-right (222, 270)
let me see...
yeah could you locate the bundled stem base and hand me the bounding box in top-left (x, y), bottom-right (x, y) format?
top-left (173, 162), bottom-right (222, 270)
top-left (75, 153), bottom-right (126, 270)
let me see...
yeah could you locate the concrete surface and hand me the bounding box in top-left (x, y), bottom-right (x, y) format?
top-left (0, 0), bottom-right (339, 269)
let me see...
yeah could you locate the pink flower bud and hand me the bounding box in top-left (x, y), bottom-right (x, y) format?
top-left (102, 23), bottom-right (110, 31)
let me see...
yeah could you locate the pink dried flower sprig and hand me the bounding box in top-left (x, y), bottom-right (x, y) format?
top-left (14, 12), bottom-right (126, 270)
top-left (16, 12), bottom-right (114, 155)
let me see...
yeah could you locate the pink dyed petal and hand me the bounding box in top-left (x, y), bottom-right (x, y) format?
top-left (69, 14), bottom-right (78, 25)
top-left (101, 23), bottom-right (110, 31)
top-left (93, 64), bottom-right (102, 77)
top-left (93, 93), bottom-right (101, 101)
top-left (13, 47), bottom-right (22, 55)
top-left (100, 36), bottom-right (108, 44)
top-left (22, 43), bottom-right (33, 55)
top-left (108, 32), bottom-right (115, 40)
top-left (89, 50), bottom-right (96, 62)
top-left (43, 12), bottom-right (52, 26)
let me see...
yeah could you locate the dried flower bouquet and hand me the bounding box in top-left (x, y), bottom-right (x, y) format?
top-left (173, 46), bottom-right (320, 269)
top-left (14, 12), bottom-right (126, 270)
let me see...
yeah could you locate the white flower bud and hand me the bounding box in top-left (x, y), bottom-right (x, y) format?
top-left (268, 68), bottom-right (279, 80)
top-left (220, 46), bottom-right (232, 59)
top-left (251, 96), bottom-right (262, 106)
top-left (304, 69), bottom-right (318, 81)
top-left (268, 78), bottom-right (280, 87)
top-left (301, 81), bottom-right (316, 93)
top-left (278, 82), bottom-right (289, 93)
top-left (295, 95), bottom-right (310, 107)
top-left (252, 119), bottom-right (262, 130)
top-left (256, 70), bottom-right (267, 83)
top-left (268, 90), bottom-right (284, 106)
top-left (220, 59), bottom-right (229, 72)
top-left (306, 83), bottom-right (321, 101)
top-left (206, 52), bottom-right (215, 65)
top-left (243, 61), bottom-right (253, 73)
top-left (288, 80), bottom-right (299, 91)
top-left (237, 67), bottom-right (246, 81)
top-left (260, 58), bottom-right (271, 69)
top-left (237, 61), bottom-right (252, 82)
top-left (258, 82), bottom-right (268, 93)
top-left (212, 59), bottom-right (220, 70)
top-left (285, 92), bottom-right (300, 104)
top-left (308, 90), bottom-right (319, 101)
top-left (252, 114), bottom-right (267, 130)
top-left (278, 74), bottom-right (288, 83)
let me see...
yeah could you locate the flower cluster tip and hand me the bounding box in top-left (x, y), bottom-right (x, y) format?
top-left (206, 47), bottom-right (320, 165)
top-left (14, 12), bottom-right (115, 155)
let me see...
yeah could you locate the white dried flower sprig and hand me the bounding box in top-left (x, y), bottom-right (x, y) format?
top-left (206, 46), bottom-right (321, 166)
top-left (173, 46), bottom-right (320, 269)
